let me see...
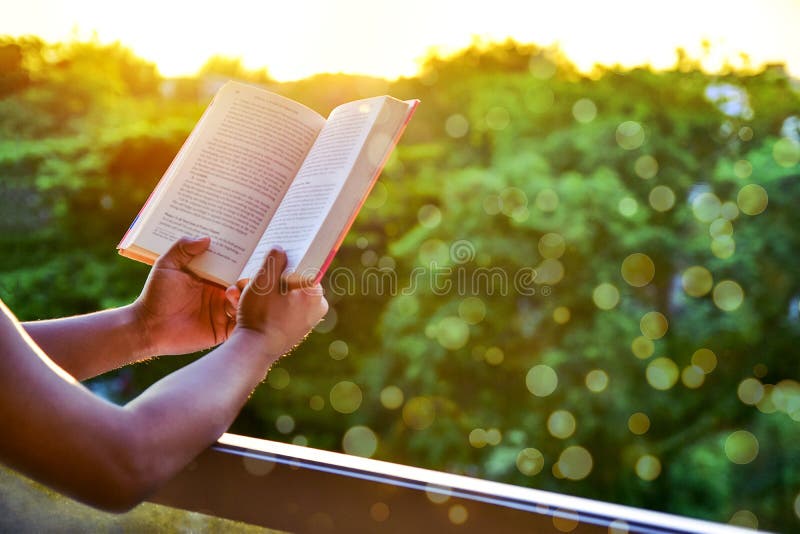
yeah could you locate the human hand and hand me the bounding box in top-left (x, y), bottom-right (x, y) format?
top-left (133, 237), bottom-right (236, 356)
top-left (228, 248), bottom-right (328, 360)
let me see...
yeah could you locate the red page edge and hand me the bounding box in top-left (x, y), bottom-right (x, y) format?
top-left (313, 98), bottom-right (420, 285)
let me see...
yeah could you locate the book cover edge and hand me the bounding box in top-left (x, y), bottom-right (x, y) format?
top-left (313, 98), bottom-right (420, 284)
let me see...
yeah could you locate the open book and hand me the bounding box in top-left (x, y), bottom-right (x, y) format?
top-left (118, 81), bottom-right (418, 286)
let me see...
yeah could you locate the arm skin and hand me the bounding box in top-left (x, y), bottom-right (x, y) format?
top-left (22, 237), bottom-right (237, 381)
top-left (0, 247), bottom-right (327, 512)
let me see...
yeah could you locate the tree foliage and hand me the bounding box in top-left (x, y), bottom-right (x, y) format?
top-left (1, 37), bottom-right (799, 530)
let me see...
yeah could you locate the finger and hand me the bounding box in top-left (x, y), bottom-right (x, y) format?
top-left (224, 300), bottom-right (237, 320)
top-left (300, 283), bottom-right (324, 297)
top-left (156, 236), bottom-right (211, 270)
top-left (250, 248), bottom-right (287, 296)
top-left (304, 295), bottom-right (329, 330)
top-left (225, 285), bottom-right (241, 307)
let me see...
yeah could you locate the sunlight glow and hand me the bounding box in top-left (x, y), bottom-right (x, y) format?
top-left (3, 0), bottom-right (800, 80)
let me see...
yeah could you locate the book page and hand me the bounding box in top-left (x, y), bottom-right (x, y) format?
top-left (126, 82), bottom-right (326, 284)
top-left (296, 98), bottom-right (415, 281)
top-left (240, 97), bottom-right (386, 280)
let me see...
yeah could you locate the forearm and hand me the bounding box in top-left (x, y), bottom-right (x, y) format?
top-left (3, 247), bottom-right (323, 512)
top-left (120, 329), bottom-right (275, 498)
top-left (1, 318), bottom-right (276, 512)
top-left (22, 304), bottom-right (151, 380)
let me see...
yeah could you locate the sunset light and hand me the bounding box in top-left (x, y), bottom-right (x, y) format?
top-left (3, 0), bottom-right (800, 531)
top-left (3, 0), bottom-right (800, 80)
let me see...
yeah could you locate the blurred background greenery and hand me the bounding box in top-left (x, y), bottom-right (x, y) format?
top-left (1, 35), bottom-right (799, 531)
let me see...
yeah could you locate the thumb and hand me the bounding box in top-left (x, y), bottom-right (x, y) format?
top-left (250, 247), bottom-right (287, 296)
top-left (157, 236), bottom-right (211, 270)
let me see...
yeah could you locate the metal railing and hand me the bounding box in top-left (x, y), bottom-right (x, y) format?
top-left (149, 433), bottom-right (749, 533)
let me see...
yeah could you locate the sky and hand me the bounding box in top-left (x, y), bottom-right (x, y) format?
top-left (2, 0), bottom-right (800, 81)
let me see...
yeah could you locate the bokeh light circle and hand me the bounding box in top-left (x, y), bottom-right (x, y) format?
top-left (737, 378), bottom-right (764, 405)
top-left (448, 504), bottom-right (469, 525)
top-left (640, 311), bottom-right (668, 339)
top-left (380, 385), bottom-right (404, 410)
top-left (526, 365), bottom-right (559, 397)
top-left (330, 381), bottom-right (363, 414)
top-left (618, 197), bottom-right (638, 217)
top-left (268, 367), bottom-right (291, 390)
top-left (402, 396), bottom-right (435, 430)
top-left (342, 425), bottom-right (378, 457)
top-left (737, 184), bottom-right (768, 216)
top-left (572, 98), bottom-right (597, 123)
top-left (548, 410), bottom-right (577, 439)
top-left (558, 446), bottom-right (593, 480)
top-left (536, 188), bottom-right (560, 212)
top-left (681, 266), bottom-right (713, 297)
top-left (692, 192), bottom-right (721, 222)
top-left (635, 455), bottom-right (662, 481)
top-left (724, 430), bottom-right (759, 464)
top-left (616, 121), bottom-right (645, 150)
top-left (469, 428), bottom-right (488, 448)
top-left (729, 510), bottom-right (758, 530)
top-left (458, 297), bottom-right (486, 325)
top-left (681, 365), bottom-right (705, 389)
top-left (593, 283), bottom-right (620, 310)
top-left (631, 336), bottom-right (655, 359)
top-left (713, 280), bottom-right (744, 311)
top-left (516, 448), bottom-right (545, 476)
top-left (628, 412), bottom-right (650, 435)
top-left (275, 414), bottom-right (295, 434)
top-left (553, 509), bottom-right (580, 532)
top-left (646, 357), bottom-right (679, 390)
top-left (553, 306), bottom-right (571, 324)
top-left (418, 204), bottom-right (442, 228)
top-left (710, 235), bottom-right (735, 259)
top-left (733, 159), bottom-right (752, 179)
top-left (709, 218), bottom-right (733, 239)
top-left (445, 114), bottom-right (469, 138)
top-left (370, 502), bottom-right (390, 522)
top-left (634, 155), bottom-right (658, 179)
top-left (621, 253), bottom-right (655, 287)
top-left (720, 201), bottom-right (739, 220)
top-left (586, 370), bottom-right (609, 393)
top-left (486, 428), bottom-right (502, 446)
top-left (484, 346), bottom-right (505, 366)
top-left (773, 137), bottom-right (800, 167)
top-left (425, 484), bottom-right (452, 504)
top-left (329, 340), bottom-right (349, 360)
top-left (536, 258), bottom-right (565, 285)
top-left (309, 395), bottom-right (325, 411)
top-left (436, 317), bottom-right (470, 350)
top-left (691, 348), bottom-right (718, 374)
top-left (649, 186), bottom-right (675, 212)
top-left (539, 233), bottom-right (566, 259)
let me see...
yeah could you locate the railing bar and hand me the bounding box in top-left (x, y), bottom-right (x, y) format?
top-left (213, 442), bottom-right (696, 534)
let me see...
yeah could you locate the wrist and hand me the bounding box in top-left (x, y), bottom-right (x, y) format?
top-left (230, 327), bottom-right (284, 363)
top-left (127, 301), bottom-right (158, 359)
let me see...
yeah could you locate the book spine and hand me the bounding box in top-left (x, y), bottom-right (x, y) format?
top-left (314, 99), bottom-right (420, 284)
